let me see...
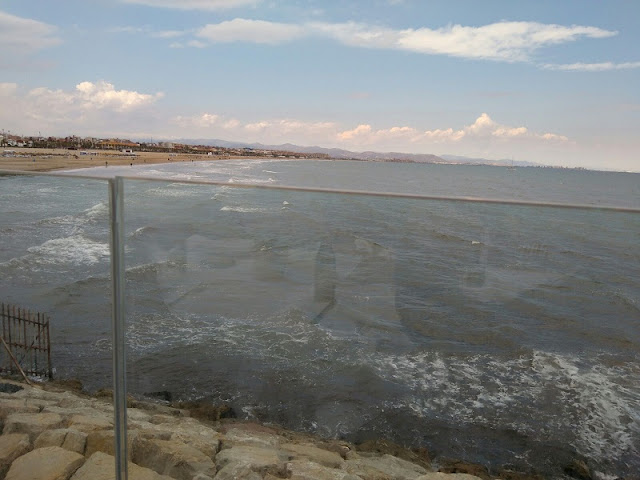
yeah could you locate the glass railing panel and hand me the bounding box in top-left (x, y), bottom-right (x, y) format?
top-left (122, 178), bottom-right (639, 479)
top-left (0, 172), bottom-right (113, 387)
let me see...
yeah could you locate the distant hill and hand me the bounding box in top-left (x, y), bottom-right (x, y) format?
top-left (161, 137), bottom-right (540, 167)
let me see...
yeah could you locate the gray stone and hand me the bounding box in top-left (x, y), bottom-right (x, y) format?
top-left (345, 453), bottom-right (428, 480)
top-left (70, 451), bottom-right (174, 480)
top-left (5, 445), bottom-right (84, 480)
top-left (0, 433), bottom-right (31, 478)
top-left (3, 412), bottom-right (64, 441)
top-left (133, 438), bottom-right (216, 480)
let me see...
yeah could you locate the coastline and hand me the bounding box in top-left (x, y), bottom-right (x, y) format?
top-left (0, 376), bottom-right (538, 480)
top-left (0, 148), bottom-right (247, 173)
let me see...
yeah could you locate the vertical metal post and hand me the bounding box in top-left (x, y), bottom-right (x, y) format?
top-left (109, 176), bottom-right (128, 480)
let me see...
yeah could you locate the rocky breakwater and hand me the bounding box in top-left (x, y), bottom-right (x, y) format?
top-left (0, 379), bottom-right (513, 480)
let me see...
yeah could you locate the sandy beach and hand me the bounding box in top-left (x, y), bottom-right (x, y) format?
top-left (0, 148), bottom-right (238, 173)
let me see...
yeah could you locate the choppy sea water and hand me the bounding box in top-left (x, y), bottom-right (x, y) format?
top-left (1, 160), bottom-right (639, 478)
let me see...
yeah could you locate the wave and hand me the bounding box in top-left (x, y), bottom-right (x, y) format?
top-left (220, 206), bottom-right (268, 213)
top-left (3, 235), bottom-right (111, 269)
top-left (370, 349), bottom-right (639, 466)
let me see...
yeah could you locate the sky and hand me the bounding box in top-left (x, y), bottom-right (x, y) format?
top-left (1, 0), bottom-right (639, 171)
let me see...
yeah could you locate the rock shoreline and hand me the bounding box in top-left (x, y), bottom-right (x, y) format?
top-left (0, 378), bottom-right (549, 480)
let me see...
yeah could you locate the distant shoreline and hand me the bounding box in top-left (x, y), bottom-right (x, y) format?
top-left (0, 147), bottom-right (245, 173)
top-left (1, 147), bottom-right (637, 175)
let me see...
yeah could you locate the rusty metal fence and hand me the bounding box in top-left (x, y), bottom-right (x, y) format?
top-left (0, 302), bottom-right (52, 379)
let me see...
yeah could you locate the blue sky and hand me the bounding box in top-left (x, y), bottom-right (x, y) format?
top-left (1, 0), bottom-right (639, 171)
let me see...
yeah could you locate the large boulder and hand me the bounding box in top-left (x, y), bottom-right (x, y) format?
top-left (70, 451), bottom-right (174, 480)
top-left (34, 428), bottom-right (87, 454)
top-left (133, 438), bottom-right (216, 480)
top-left (0, 399), bottom-right (40, 421)
top-left (3, 412), bottom-right (64, 441)
top-left (286, 459), bottom-right (362, 480)
top-left (85, 429), bottom-right (138, 461)
top-left (345, 453), bottom-right (428, 480)
top-left (0, 433), bottom-right (32, 478)
top-left (5, 445), bottom-right (84, 480)
top-left (282, 443), bottom-right (345, 468)
top-left (215, 445), bottom-right (289, 478)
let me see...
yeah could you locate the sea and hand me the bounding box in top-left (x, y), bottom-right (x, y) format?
top-left (1, 159), bottom-right (639, 478)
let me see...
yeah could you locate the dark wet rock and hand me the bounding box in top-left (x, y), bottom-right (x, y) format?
top-left (438, 459), bottom-right (490, 480)
top-left (564, 459), bottom-right (592, 480)
top-left (497, 468), bottom-right (544, 480)
top-left (357, 438), bottom-right (431, 469)
top-left (171, 401), bottom-right (236, 422)
top-left (0, 383), bottom-right (23, 394)
top-left (51, 379), bottom-right (84, 392)
top-left (146, 391), bottom-right (173, 403)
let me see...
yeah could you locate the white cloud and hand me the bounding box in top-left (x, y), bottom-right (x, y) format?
top-left (0, 82), bottom-right (18, 96)
top-left (151, 30), bottom-right (186, 39)
top-left (336, 114), bottom-right (568, 146)
top-left (0, 81), bottom-right (164, 136)
top-left (0, 10), bottom-right (61, 54)
top-left (197, 19), bottom-right (304, 45)
top-left (542, 61), bottom-right (640, 72)
top-left (71, 81), bottom-right (163, 111)
top-left (185, 18), bottom-right (617, 63)
top-left (120, 0), bottom-right (260, 10)
top-left (318, 21), bottom-right (615, 62)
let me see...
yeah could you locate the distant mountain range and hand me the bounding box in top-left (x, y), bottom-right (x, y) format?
top-left (163, 137), bottom-right (542, 167)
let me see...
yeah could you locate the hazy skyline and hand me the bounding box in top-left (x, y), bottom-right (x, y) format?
top-left (1, 1), bottom-right (639, 171)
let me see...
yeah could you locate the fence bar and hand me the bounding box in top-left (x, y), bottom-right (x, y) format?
top-left (109, 176), bottom-right (128, 480)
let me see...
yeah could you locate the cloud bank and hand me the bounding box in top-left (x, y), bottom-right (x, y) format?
top-left (186, 18), bottom-right (616, 63)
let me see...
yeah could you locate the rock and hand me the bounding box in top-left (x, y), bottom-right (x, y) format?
top-left (357, 439), bottom-right (431, 469)
top-left (214, 463), bottom-right (263, 480)
top-left (345, 453), bottom-right (428, 480)
top-left (133, 438), bottom-right (216, 480)
top-left (215, 445), bottom-right (288, 477)
top-left (221, 425), bottom-right (281, 449)
top-left (67, 413), bottom-right (113, 432)
top-left (287, 459), bottom-right (362, 480)
top-left (0, 433), bottom-right (31, 478)
top-left (282, 443), bottom-right (345, 468)
top-left (497, 468), bottom-right (544, 480)
top-left (5, 445), bottom-right (84, 480)
top-left (169, 431), bottom-right (219, 458)
top-left (171, 401), bottom-right (235, 422)
top-left (145, 391), bottom-right (173, 403)
top-left (3, 412), bottom-right (64, 441)
top-left (416, 474), bottom-right (484, 480)
top-left (0, 399), bottom-right (40, 420)
top-left (70, 451), bottom-right (174, 480)
top-left (85, 429), bottom-right (138, 460)
top-left (35, 428), bottom-right (87, 454)
top-left (564, 459), bottom-right (592, 480)
top-left (438, 460), bottom-right (490, 480)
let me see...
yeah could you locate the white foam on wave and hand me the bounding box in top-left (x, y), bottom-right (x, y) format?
top-left (370, 349), bottom-right (640, 464)
top-left (83, 202), bottom-right (108, 220)
top-left (24, 235), bottom-right (110, 266)
top-left (220, 206), bottom-right (268, 213)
